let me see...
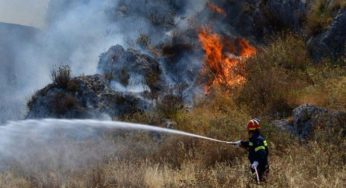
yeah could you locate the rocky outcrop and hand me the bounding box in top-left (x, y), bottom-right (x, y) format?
top-left (98, 45), bottom-right (162, 96)
top-left (273, 104), bottom-right (346, 139)
top-left (260, 0), bottom-right (306, 31)
top-left (308, 9), bottom-right (346, 60)
top-left (27, 74), bottom-right (152, 119)
top-left (27, 43), bottom-right (191, 119)
top-left (205, 0), bottom-right (307, 41)
top-left (292, 104), bottom-right (346, 138)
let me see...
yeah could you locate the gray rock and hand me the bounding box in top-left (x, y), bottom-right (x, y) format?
top-left (308, 9), bottom-right (346, 60)
top-left (292, 104), bottom-right (346, 139)
top-left (204, 0), bottom-right (307, 40)
top-left (271, 119), bottom-right (293, 132)
top-left (98, 45), bottom-right (162, 96)
top-left (263, 0), bottom-right (307, 30)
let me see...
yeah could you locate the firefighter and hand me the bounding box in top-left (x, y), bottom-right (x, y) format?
top-left (232, 118), bottom-right (269, 182)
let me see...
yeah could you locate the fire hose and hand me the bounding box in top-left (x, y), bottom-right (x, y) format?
top-left (254, 166), bottom-right (260, 184)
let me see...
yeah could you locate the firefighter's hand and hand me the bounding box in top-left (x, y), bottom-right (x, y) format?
top-left (226, 140), bottom-right (241, 146)
top-left (251, 161), bottom-right (259, 169)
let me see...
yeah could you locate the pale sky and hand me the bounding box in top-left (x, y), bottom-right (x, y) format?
top-left (0, 0), bottom-right (49, 28)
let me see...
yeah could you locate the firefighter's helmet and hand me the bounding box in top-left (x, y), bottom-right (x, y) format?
top-left (247, 118), bottom-right (260, 131)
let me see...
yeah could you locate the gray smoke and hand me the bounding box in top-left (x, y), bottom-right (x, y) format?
top-left (0, 0), bottom-right (122, 122)
top-left (0, 23), bottom-right (38, 122)
top-left (0, 0), bottom-right (209, 122)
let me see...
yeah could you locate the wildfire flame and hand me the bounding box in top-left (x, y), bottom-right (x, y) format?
top-left (198, 28), bottom-right (256, 92)
top-left (207, 2), bottom-right (226, 16)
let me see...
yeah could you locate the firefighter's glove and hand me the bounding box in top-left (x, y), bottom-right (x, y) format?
top-left (251, 161), bottom-right (259, 169)
top-left (227, 140), bottom-right (241, 147)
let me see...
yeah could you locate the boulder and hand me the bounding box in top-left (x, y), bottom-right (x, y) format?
top-left (291, 104), bottom-right (346, 139)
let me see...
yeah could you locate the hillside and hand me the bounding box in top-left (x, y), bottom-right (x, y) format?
top-left (0, 0), bottom-right (345, 187)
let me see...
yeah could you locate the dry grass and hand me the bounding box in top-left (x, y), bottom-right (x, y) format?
top-left (237, 35), bottom-right (312, 117)
top-left (0, 131), bottom-right (344, 188)
top-left (292, 66), bottom-right (346, 111)
top-left (237, 34), bottom-right (346, 117)
top-left (286, 56), bottom-right (346, 111)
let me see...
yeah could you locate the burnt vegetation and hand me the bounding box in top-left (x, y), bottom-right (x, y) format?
top-left (50, 65), bottom-right (71, 89)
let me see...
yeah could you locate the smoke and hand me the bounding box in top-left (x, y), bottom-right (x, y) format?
top-left (0, 23), bottom-right (38, 122)
top-left (2, 0), bottom-right (116, 87)
top-left (0, 0), bottom-right (210, 122)
top-left (0, 0), bottom-right (119, 122)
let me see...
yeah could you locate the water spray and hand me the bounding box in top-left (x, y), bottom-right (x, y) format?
top-left (0, 119), bottom-right (240, 173)
top-left (0, 119), bottom-right (236, 145)
top-left (22, 119), bottom-right (233, 144)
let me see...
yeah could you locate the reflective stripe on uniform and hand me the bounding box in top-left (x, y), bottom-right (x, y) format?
top-left (249, 142), bottom-right (253, 146)
top-left (255, 146), bottom-right (266, 152)
top-left (263, 140), bottom-right (268, 147)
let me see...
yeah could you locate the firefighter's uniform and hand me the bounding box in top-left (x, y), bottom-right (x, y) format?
top-left (239, 118), bottom-right (269, 182)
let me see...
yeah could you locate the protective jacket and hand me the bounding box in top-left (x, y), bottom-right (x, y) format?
top-left (241, 131), bottom-right (269, 180)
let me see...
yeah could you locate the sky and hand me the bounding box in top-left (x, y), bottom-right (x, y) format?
top-left (0, 0), bottom-right (49, 28)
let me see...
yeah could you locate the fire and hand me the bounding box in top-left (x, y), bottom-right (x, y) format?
top-left (198, 28), bottom-right (256, 92)
top-left (207, 2), bottom-right (226, 16)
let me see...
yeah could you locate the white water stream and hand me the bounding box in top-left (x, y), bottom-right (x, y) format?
top-left (0, 119), bottom-right (230, 171)
top-left (0, 119), bottom-right (229, 143)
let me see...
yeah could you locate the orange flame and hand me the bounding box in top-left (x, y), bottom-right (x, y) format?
top-left (198, 28), bottom-right (256, 92)
top-left (207, 2), bottom-right (226, 16)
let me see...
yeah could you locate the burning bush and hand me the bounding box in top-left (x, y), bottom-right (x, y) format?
top-left (207, 2), bottom-right (226, 16)
top-left (198, 28), bottom-right (256, 92)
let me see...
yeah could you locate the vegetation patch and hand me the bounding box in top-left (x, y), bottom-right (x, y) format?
top-left (306, 0), bottom-right (346, 35)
